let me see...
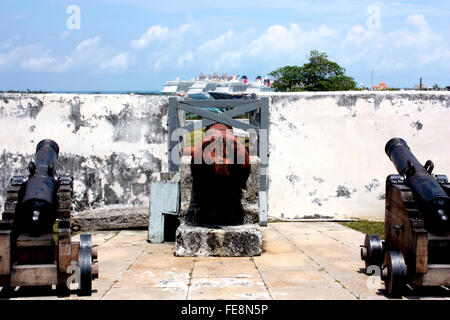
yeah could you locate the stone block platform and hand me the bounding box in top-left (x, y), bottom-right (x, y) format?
top-left (175, 223), bottom-right (262, 257)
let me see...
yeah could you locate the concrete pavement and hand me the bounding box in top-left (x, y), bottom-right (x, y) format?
top-left (2, 222), bottom-right (450, 300)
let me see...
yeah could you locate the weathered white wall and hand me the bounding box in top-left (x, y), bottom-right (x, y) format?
top-left (264, 91), bottom-right (450, 220)
top-left (1, 92), bottom-right (449, 222)
top-left (0, 93), bottom-right (169, 213)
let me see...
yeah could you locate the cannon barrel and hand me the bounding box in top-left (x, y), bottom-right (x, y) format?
top-left (18, 139), bottom-right (60, 235)
top-left (385, 137), bottom-right (450, 233)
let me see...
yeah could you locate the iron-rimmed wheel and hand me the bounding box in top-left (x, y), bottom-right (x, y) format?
top-left (77, 234), bottom-right (92, 296)
top-left (383, 250), bottom-right (406, 297)
top-left (361, 234), bottom-right (384, 269)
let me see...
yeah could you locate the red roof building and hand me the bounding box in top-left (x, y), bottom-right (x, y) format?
top-left (373, 81), bottom-right (389, 90)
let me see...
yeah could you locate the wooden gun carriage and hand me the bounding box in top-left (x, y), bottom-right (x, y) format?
top-left (361, 138), bottom-right (450, 296)
top-left (0, 140), bottom-right (98, 296)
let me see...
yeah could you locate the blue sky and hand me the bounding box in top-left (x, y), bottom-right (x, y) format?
top-left (1, 0), bottom-right (449, 91)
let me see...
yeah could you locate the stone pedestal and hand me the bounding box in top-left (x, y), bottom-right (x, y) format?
top-left (179, 155), bottom-right (260, 224)
top-left (175, 154), bottom-right (262, 257)
top-left (175, 223), bottom-right (262, 257)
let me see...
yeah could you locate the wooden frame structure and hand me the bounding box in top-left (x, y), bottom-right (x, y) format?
top-left (0, 175), bottom-right (98, 295)
top-left (167, 97), bottom-right (269, 226)
top-left (384, 174), bottom-right (450, 287)
top-left (361, 173), bottom-right (450, 296)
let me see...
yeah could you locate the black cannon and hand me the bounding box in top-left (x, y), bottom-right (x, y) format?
top-left (0, 139), bottom-right (98, 296)
top-left (361, 138), bottom-right (450, 296)
top-left (385, 137), bottom-right (450, 233)
top-left (16, 139), bottom-right (60, 235)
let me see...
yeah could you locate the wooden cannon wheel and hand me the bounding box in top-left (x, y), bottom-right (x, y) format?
top-left (78, 234), bottom-right (93, 296)
top-left (383, 250), bottom-right (406, 297)
top-left (361, 234), bottom-right (384, 269)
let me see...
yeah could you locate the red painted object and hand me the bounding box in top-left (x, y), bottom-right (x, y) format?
top-left (184, 123), bottom-right (250, 176)
top-left (184, 123), bottom-right (251, 225)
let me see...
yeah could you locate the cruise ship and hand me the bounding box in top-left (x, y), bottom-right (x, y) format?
top-left (160, 74), bottom-right (274, 99)
top-left (186, 80), bottom-right (218, 100)
top-left (160, 79), bottom-right (195, 97)
top-left (208, 80), bottom-right (250, 99)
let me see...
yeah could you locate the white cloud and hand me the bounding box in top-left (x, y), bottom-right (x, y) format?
top-left (345, 25), bottom-right (372, 45)
top-left (56, 36), bottom-right (132, 73)
top-left (170, 29), bottom-right (239, 69)
top-left (406, 14), bottom-right (429, 30)
top-left (342, 14), bottom-right (450, 69)
top-left (130, 25), bottom-right (170, 49)
top-left (60, 30), bottom-right (72, 40)
top-left (99, 52), bottom-right (132, 72)
top-left (152, 23), bottom-right (337, 72)
top-left (197, 29), bottom-right (234, 52)
top-left (214, 51), bottom-right (242, 70)
top-left (130, 24), bottom-right (191, 49)
top-left (42, 37), bottom-right (105, 72)
top-left (22, 51), bottom-right (55, 71)
top-left (153, 54), bottom-right (170, 71)
top-left (136, 14), bottom-right (447, 78)
top-left (0, 44), bottom-right (46, 70)
top-left (75, 37), bottom-right (101, 53)
top-left (247, 23), bottom-right (335, 56)
top-left (55, 57), bottom-right (74, 72)
top-left (204, 23), bottom-right (336, 70)
top-left (2, 35), bottom-right (22, 49)
top-left (3, 10), bottom-right (448, 83)
top-left (129, 21), bottom-right (201, 71)
top-left (177, 52), bottom-right (194, 66)
top-left (0, 35), bottom-right (132, 74)
top-left (391, 14), bottom-right (442, 48)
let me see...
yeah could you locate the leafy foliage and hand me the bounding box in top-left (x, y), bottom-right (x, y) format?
top-left (268, 65), bottom-right (304, 92)
top-left (269, 50), bottom-right (357, 92)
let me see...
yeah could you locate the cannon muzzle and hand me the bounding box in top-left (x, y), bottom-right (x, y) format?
top-left (385, 138), bottom-right (450, 233)
top-left (17, 139), bottom-right (60, 235)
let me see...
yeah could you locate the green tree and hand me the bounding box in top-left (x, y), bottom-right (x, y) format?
top-left (268, 65), bottom-right (303, 92)
top-left (269, 50), bottom-right (357, 92)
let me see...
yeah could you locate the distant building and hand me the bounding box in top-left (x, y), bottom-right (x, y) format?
top-left (373, 81), bottom-right (388, 90)
top-left (413, 84), bottom-right (429, 90)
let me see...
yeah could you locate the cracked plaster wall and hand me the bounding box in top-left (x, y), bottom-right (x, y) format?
top-left (0, 93), bottom-right (169, 214)
top-left (263, 91), bottom-right (450, 220)
top-left (1, 92), bottom-right (450, 221)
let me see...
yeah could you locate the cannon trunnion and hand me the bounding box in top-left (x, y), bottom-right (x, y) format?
top-left (361, 138), bottom-right (450, 297)
top-left (0, 139), bottom-right (98, 296)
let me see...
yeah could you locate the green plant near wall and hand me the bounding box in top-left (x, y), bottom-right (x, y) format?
top-left (339, 219), bottom-right (385, 239)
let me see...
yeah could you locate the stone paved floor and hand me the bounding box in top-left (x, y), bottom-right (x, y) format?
top-left (1, 222), bottom-right (450, 300)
